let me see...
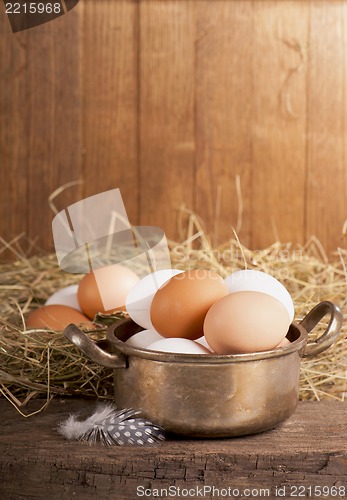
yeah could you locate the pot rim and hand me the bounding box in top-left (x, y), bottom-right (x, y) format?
top-left (107, 319), bottom-right (308, 364)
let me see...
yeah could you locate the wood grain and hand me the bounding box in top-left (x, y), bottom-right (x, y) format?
top-left (26, 6), bottom-right (84, 254)
top-left (139, 0), bottom-right (195, 237)
top-left (0, 10), bottom-right (28, 260)
top-left (251, 0), bottom-right (308, 248)
top-left (84, 0), bottom-right (138, 224)
top-left (195, 1), bottom-right (253, 247)
top-left (1, 398), bottom-right (346, 499)
top-left (306, 1), bottom-right (347, 251)
top-left (1, 0), bottom-right (347, 258)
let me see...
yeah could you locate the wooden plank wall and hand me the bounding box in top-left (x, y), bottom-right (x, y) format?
top-left (1, 0), bottom-right (347, 260)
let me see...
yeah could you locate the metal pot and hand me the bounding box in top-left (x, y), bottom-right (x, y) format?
top-left (65, 301), bottom-right (342, 437)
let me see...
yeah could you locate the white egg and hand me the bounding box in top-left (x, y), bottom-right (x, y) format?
top-left (148, 338), bottom-right (211, 354)
top-left (195, 336), bottom-right (214, 352)
top-left (125, 329), bottom-right (164, 349)
top-left (45, 285), bottom-right (82, 312)
top-left (126, 268), bottom-right (184, 329)
top-left (224, 270), bottom-right (294, 322)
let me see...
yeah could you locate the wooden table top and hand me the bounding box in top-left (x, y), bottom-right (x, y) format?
top-left (1, 399), bottom-right (347, 499)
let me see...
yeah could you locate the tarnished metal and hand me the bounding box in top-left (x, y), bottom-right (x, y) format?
top-left (64, 301), bottom-right (342, 437)
top-left (64, 323), bottom-right (127, 369)
top-left (300, 301), bottom-right (343, 357)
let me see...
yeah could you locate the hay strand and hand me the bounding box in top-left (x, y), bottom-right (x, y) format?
top-left (0, 212), bottom-right (346, 416)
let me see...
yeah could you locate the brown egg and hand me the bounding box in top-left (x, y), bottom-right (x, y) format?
top-left (150, 269), bottom-right (228, 340)
top-left (204, 291), bottom-right (290, 354)
top-left (26, 305), bottom-right (92, 331)
top-left (77, 264), bottom-right (139, 320)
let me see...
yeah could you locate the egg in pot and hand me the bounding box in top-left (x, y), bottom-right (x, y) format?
top-left (148, 337), bottom-right (211, 354)
top-left (203, 291), bottom-right (290, 354)
top-left (126, 268), bottom-right (183, 329)
top-left (125, 329), bottom-right (164, 349)
top-left (224, 269), bottom-right (294, 322)
top-left (150, 269), bottom-right (228, 340)
top-left (195, 336), bottom-right (214, 352)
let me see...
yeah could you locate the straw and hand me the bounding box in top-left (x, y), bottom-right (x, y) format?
top-left (0, 209), bottom-right (346, 416)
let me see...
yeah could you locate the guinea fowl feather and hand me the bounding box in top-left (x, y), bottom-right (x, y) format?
top-left (58, 403), bottom-right (166, 446)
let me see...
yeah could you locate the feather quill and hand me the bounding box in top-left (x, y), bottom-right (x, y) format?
top-left (58, 403), bottom-right (166, 446)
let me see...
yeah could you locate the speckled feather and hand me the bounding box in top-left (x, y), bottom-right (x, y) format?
top-left (58, 403), bottom-right (166, 446)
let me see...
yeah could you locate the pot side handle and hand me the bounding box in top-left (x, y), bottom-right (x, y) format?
top-left (64, 324), bottom-right (127, 369)
top-left (300, 301), bottom-right (343, 358)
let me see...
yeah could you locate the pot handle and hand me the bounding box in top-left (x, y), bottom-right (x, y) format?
top-left (300, 301), bottom-right (343, 357)
top-left (64, 323), bottom-right (127, 369)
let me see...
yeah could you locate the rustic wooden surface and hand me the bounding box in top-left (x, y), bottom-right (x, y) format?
top-left (84, 0), bottom-right (139, 224)
top-left (140, 1), bottom-right (195, 236)
top-left (1, 0), bottom-right (347, 257)
top-left (1, 399), bottom-right (347, 499)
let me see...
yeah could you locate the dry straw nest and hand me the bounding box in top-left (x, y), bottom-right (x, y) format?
top-left (0, 210), bottom-right (346, 416)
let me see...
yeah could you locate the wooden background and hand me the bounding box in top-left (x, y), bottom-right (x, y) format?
top-left (1, 0), bottom-right (347, 260)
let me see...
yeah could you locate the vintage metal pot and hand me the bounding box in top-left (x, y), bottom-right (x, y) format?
top-left (65, 301), bottom-right (342, 437)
